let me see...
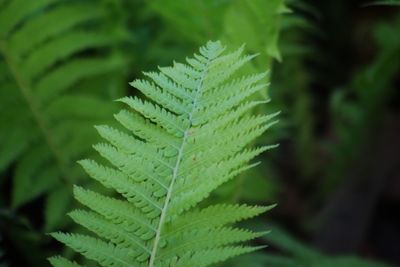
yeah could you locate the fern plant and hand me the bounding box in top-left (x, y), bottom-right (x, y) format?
top-left (0, 0), bottom-right (126, 230)
top-left (50, 41), bottom-right (278, 266)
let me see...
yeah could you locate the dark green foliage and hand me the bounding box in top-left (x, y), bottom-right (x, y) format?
top-left (365, 0), bottom-right (400, 6)
top-left (259, 226), bottom-right (392, 267)
top-left (222, 226), bottom-right (393, 267)
top-left (324, 14), bottom-right (400, 193)
top-left (148, 0), bottom-right (286, 75)
top-left (0, 0), bottom-right (126, 231)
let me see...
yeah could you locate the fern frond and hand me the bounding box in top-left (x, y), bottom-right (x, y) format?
top-left (51, 41), bottom-right (277, 266)
top-left (0, 0), bottom-right (126, 230)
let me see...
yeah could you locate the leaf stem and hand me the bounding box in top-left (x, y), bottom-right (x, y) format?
top-left (148, 56), bottom-right (212, 267)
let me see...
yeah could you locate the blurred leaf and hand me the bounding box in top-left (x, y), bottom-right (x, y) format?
top-left (0, 0), bottom-right (126, 218)
top-left (224, 252), bottom-right (301, 267)
top-left (148, 0), bottom-right (228, 44)
top-left (324, 14), bottom-right (400, 194)
top-left (45, 187), bottom-right (72, 232)
top-left (223, 0), bottom-right (287, 62)
top-left (365, 0), bottom-right (400, 6)
top-left (264, 225), bottom-right (321, 261)
top-left (261, 225), bottom-right (393, 267)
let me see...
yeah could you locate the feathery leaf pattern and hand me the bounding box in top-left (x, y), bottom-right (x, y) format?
top-left (51, 41), bottom-right (277, 267)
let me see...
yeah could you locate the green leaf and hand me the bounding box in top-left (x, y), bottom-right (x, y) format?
top-left (0, 0), bottom-right (126, 215)
top-left (50, 41), bottom-right (277, 266)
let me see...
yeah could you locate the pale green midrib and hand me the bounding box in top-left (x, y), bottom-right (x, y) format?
top-left (148, 57), bottom-right (212, 267)
top-left (0, 40), bottom-right (71, 186)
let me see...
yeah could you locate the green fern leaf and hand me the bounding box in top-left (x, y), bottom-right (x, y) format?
top-left (0, 0), bottom-right (126, 230)
top-left (51, 41), bottom-right (277, 266)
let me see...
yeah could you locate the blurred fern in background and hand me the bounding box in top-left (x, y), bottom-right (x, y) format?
top-left (0, 0), bottom-right (128, 231)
